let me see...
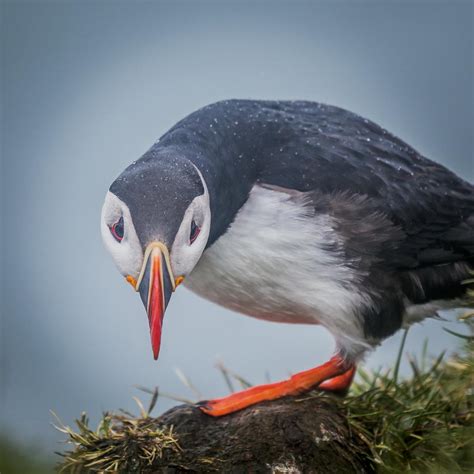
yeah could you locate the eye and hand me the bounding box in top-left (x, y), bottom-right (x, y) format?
top-left (110, 217), bottom-right (124, 242)
top-left (190, 219), bottom-right (201, 244)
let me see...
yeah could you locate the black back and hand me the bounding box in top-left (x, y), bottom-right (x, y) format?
top-left (156, 100), bottom-right (474, 266)
top-left (134, 99), bottom-right (474, 339)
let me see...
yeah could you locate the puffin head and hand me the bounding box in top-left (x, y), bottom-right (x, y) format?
top-left (101, 155), bottom-right (211, 360)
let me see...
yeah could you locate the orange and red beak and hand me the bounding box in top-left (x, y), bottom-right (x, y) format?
top-left (135, 242), bottom-right (176, 360)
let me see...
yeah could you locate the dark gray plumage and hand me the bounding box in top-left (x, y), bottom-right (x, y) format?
top-left (110, 99), bottom-right (474, 342)
top-left (103, 99), bottom-right (474, 416)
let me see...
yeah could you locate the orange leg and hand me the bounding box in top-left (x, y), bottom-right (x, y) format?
top-left (318, 366), bottom-right (356, 392)
top-left (198, 355), bottom-right (355, 417)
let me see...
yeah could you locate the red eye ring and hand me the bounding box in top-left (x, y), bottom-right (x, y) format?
top-left (110, 217), bottom-right (124, 242)
top-left (190, 219), bottom-right (200, 244)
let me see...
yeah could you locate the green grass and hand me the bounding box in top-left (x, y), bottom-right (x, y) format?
top-left (56, 317), bottom-right (474, 473)
top-left (346, 321), bottom-right (474, 473)
top-left (53, 391), bottom-right (180, 473)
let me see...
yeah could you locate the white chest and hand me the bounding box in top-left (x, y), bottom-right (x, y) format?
top-left (185, 185), bottom-right (366, 341)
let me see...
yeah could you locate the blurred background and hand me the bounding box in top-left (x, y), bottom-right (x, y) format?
top-left (1, 0), bottom-right (473, 469)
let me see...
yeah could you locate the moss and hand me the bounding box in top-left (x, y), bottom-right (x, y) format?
top-left (57, 319), bottom-right (474, 473)
top-left (54, 389), bottom-right (181, 473)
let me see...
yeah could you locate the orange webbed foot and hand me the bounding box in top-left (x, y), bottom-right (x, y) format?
top-left (198, 356), bottom-right (355, 417)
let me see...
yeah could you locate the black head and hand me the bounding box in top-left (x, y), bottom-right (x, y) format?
top-left (101, 151), bottom-right (211, 359)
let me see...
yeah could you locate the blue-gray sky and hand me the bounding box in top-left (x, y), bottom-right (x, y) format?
top-left (1, 0), bottom-right (473, 455)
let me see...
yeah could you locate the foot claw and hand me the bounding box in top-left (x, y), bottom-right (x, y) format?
top-left (195, 400), bottom-right (209, 407)
top-left (197, 400), bottom-right (220, 416)
top-left (195, 400), bottom-right (211, 412)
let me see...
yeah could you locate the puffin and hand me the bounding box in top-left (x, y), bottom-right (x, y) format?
top-left (101, 100), bottom-right (474, 417)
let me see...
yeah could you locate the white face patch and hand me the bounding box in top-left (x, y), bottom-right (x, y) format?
top-left (101, 191), bottom-right (143, 279)
top-left (101, 167), bottom-right (211, 283)
top-left (170, 167), bottom-right (211, 278)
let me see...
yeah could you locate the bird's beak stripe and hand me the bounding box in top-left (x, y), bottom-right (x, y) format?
top-left (147, 249), bottom-right (165, 359)
top-left (135, 242), bottom-right (176, 360)
top-left (135, 242), bottom-right (176, 293)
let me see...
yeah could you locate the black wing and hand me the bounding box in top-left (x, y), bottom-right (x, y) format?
top-left (159, 99), bottom-right (473, 340)
top-left (252, 100), bottom-right (474, 270)
top-left (162, 98), bottom-right (474, 269)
